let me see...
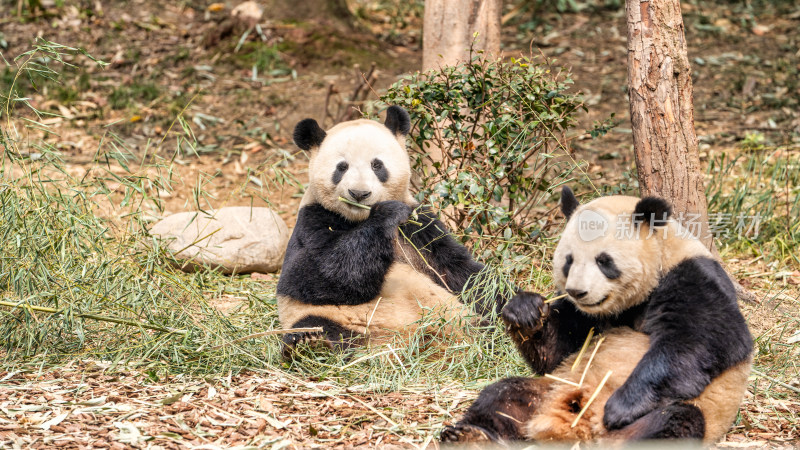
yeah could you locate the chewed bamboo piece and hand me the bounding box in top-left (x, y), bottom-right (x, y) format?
top-left (338, 196), bottom-right (422, 226)
top-left (578, 336), bottom-right (606, 387)
top-left (571, 370), bottom-right (613, 428)
top-left (544, 373), bottom-right (581, 387)
top-left (338, 196), bottom-right (372, 210)
top-left (535, 322), bottom-right (614, 429)
top-left (571, 327), bottom-right (595, 372)
top-left (544, 293), bottom-right (568, 304)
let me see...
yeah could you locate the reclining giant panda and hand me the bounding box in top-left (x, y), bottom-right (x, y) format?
top-left (442, 187), bottom-right (752, 444)
top-left (277, 106), bottom-right (503, 355)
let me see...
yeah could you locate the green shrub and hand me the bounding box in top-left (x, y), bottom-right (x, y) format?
top-left (381, 52), bottom-right (585, 260)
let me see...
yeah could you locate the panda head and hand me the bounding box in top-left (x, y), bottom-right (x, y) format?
top-left (293, 106), bottom-right (415, 222)
top-left (552, 186), bottom-right (710, 316)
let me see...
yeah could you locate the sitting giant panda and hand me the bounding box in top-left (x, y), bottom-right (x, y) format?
top-left (442, 187), bottom-right (752, 444)
top-left (277, 106), bottom-right (501, 355)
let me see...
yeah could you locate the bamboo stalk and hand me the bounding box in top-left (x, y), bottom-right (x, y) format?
top-left (752, 368), bottom-right (800, 395)
top-left (544, 373), bottom-right (581, 387)
top-left (338, 196), bottom-right (371, 210)
top-left (544, 292), bottom-right (568, 304)
top-left (338, 197), bottom-right (422, 226)
top-left (571, 370), bottom-right (613, 428)
top-left (578, 336), bottom-right (606, 387)
top-left (571, 327), bottom-right (595, 372)
top-left (0, 300), bottom-right (187, 335)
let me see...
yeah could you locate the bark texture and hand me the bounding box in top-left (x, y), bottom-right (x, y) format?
top-left (626, 0), bottom-right (713, 249)
top-left (423, 0), bottom-right (501, 71)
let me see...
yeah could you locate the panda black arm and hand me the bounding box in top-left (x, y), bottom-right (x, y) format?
top-left (603, 257), bottom-right (753, 430)
top-left (398, 208), bottom-right (484, 292)
top-left (399, 208), bottom-right (510, 316)
top-left (277, 202), bottom-right (410, 306)
top-left (502, 292), bottom-right (598, 375)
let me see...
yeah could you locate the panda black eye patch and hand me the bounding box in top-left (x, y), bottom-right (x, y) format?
top-left (332, 161), bottom-right (348, 185)
top-left (562, 254), bottom-right (573, 277)
top-left (371, 158), bottom-right (389, 182)
top-left (595, 252), bottom-right (621, 279)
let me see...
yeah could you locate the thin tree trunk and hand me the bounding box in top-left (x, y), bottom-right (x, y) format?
top-left (423, 0), bottom-right (501, 71)
top-left (625, 0), bottom-right (713, 249)
top-left (626, 0), bottom-right (756, 303)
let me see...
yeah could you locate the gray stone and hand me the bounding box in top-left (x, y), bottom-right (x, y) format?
top-left (150, 207), bottom-right (289, 274)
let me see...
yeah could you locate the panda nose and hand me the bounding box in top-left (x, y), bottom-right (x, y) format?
top-left (348, 189), bottom-right (372, 202)
top-left (567, 289), bottom-right (588, 300)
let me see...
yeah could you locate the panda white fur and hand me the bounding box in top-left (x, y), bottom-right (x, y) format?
top-left (277, 106), bottom-right (501, 355)
top-left (442, 187), bottom-right (752, 444)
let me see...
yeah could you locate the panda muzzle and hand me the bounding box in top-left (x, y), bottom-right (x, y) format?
top-left (348, 189), bottom-right (372, 203)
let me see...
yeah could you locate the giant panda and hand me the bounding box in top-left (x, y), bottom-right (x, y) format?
top-left (276, 106), bottom-right (502, 356)
top-left (441, 187), bottom-right (752, 444)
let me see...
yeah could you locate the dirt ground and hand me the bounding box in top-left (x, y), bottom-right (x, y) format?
top-left (1, 0), bottom-right (799, 448)
top-left (0, 363), bottom-right (460, 449)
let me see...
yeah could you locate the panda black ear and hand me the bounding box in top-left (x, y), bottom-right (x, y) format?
top-left (633, 196), bottom-right (673, 227)
top-left (561, 186), bottom-right (579, 219)
top-left (293, 119), bottom-right (326, 150)
top-left (384, 105), bottom-right (411, 136)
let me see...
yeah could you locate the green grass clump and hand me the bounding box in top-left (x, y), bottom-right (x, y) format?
top-left (0, 149), bottom-right (284, 373)
top-left (706, 150), bottom-right (800, 271)
top-left (0, 38), bottom-right (283, 375)
top-left (0, 155), bottom-right (529, 385)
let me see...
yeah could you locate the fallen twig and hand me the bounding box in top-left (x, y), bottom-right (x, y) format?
top-left (0, 300), bottom-right (187, 335)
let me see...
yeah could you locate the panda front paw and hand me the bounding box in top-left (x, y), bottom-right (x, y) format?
top-left (281, 331), bottom-right (328, 359)
top-left (501, 291), bottom-right (549, 333)
top-left (603, 383), bottom-right (657, 430)
top-left (370, 200), bottom-right (412, 226)
top-left (440, 423), bottom-right (497, 444)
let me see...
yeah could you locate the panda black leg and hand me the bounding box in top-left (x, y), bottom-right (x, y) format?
top-left (609, 402), bottom-right (705, 441)
top-left (281, 315), bottom-right (363, 359)
top-left (441, 377), bottom-right (548, 444)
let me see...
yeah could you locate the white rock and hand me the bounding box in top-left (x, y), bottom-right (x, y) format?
top-left (150, 207), bottom-right (289, 274)
top-left (231, 1), bottom-right (263, 28)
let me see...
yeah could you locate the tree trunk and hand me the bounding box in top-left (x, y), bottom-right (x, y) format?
top-left (626, 0), bottom-right (757, 303)
top-left (625, 0), bottom-right (713, 250)
top-left (423, 0), bottom-right (502, 71)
